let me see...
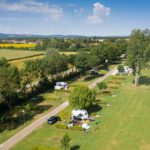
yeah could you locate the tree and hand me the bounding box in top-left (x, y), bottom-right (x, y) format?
top-left (21, 60), bottom-right (39, 92)
top-left (0, 65), bottom-right (20, 125)
top-left (115, 39), bottom-right (128, 54)
top-left (75, 52), bottom-right (89, 72)
top-left (0, 57), bottom-right (10, 67)
top-left (117, 65), bottom-right (125, 73)
top-left (97, 82), bottom-right (107, 90)
top-left (46, 50), bottom-right (68, 74)
top-left (61, 133), bottom-right (71, 150)
top-left (88, 55), bottom-right (99, 69)
top-left (69, 85), bottom-right (96, 109)
top-left (126, 29), bottom-right (150, 86)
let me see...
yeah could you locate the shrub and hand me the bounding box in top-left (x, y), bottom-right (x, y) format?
top-left (97, 81), bottom-right (107, 90)
top-left (117, 65), bottom-right (125, 73)
top-left (55, 123), bottom-right (68, 129)
top-left (59, 111), bottom-right (70, 121)
top-left (69, 126), bottom-right (83, 131)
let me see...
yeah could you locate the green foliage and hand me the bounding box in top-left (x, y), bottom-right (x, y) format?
top-left (0, 57), bottom-right (10, 67)
top-left (117, 65), bottom-right (125, 73)
top-left (91, 41), bottom-right (120, 64)
top-left (75, 52), bottom-right (90, 72)
top-left (59, 111), bottom-right (70, 121)
top-left (61, 133), bottom-right (71, 150)
top-left (126, 29), bottom-right (150, 86)
top-left (69, 85), bottom-right (96, 109)
top-left (0, 63), bottom-right (20, 122)
top-left (69, 126), bottom-right (83, 131)
top-left (55, 123), bottom-right (68, 129)
top-left (97, 82), bottom-right (107, 90)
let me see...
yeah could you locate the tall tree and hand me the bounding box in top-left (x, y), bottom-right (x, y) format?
top-left (0, 65), bottom-right (20, 125)
top-left (75, 52), bottom-right (89, 72)
top-left (69, 85), bottom-right (96, 109)
top-left (21, 60), bottom-right (39, 92)
top-left (127, 29), bottom-right (150, 86)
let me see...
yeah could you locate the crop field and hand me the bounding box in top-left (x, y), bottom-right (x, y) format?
top-left (11, 69), bottom-right (150, 150)
top-left (0, 43), bottom-right (36, 48)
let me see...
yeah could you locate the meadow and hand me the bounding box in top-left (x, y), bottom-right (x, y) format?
top-left (0, 49), bottom-right (44, 60)
top-left (11, 69), bottom-right (150, 150)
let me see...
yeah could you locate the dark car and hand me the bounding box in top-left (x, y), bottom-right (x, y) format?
top-left (47, 116), bottom-right (60, 124)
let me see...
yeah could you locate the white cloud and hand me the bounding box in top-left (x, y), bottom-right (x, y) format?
top-left (0, 0), bottom-right (63, 22)
top-left (88, 2), bottom-right (110, 24)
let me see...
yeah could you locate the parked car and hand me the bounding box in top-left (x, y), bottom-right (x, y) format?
top-left (47, 116), bottom-right (60, 124)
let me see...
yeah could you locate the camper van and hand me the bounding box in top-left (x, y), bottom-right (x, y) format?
top-left (54, 82), bottom-right (68, 90)
top-left (72, 109), bottom-right (89, 120)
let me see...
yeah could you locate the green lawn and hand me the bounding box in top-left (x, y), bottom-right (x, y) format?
top-left (0, 65), bottom-right (111, 144)
top-left (11, 69), bottom-right (150, 150)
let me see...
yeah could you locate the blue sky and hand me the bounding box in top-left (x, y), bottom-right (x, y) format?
top-left (0, 0), bottom-right (149, 36)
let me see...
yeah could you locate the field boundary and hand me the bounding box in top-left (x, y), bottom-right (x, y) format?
top-left (7, 53), bottom-right (44, 62)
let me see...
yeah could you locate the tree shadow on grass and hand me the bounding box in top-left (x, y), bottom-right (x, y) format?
top-left (0, 104), bottom-right (53, 132)
top-left (88, 104), bottom-right (102, 115)
top-left (70, 145), bottom-right (80, 150)
top-left (139, 76), bottom-right (150, 86)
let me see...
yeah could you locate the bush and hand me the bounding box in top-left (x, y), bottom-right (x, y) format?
top-left (59, 111), bottom-right (70, 121)
top-left (97, 81), bottom-right (107, 90)
top-left (69, 126), bottom-right (83, 131)
top-left (117, 65), bottom-right (125, 73)
top-left (55, 123), bottom-right (68, 129)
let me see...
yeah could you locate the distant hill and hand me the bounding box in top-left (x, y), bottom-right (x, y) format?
top-left (0, 33), bottom-right (129, 39)
top-left (0, 33), bottom-right (87, 39)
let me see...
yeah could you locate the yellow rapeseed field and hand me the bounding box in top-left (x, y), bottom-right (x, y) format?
top-left (0, 43), bottom-right (36, 48)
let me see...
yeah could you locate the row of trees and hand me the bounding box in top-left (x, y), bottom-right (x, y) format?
top-left (74, 40), bottom-right (127, 72)
top-left (0, 51), bottom-right (69, 126)
top-left (35, 38), bottom-right (128, 53)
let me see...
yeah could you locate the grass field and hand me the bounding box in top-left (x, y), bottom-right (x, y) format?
top-left (0, 64), bottom-right (111, 144)
top-left (0, 49), bottom-right (44, 60)
top-left (11, 69), bottom-right (150, 150)
top-left (10, 55), bottom-right (44, 68)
